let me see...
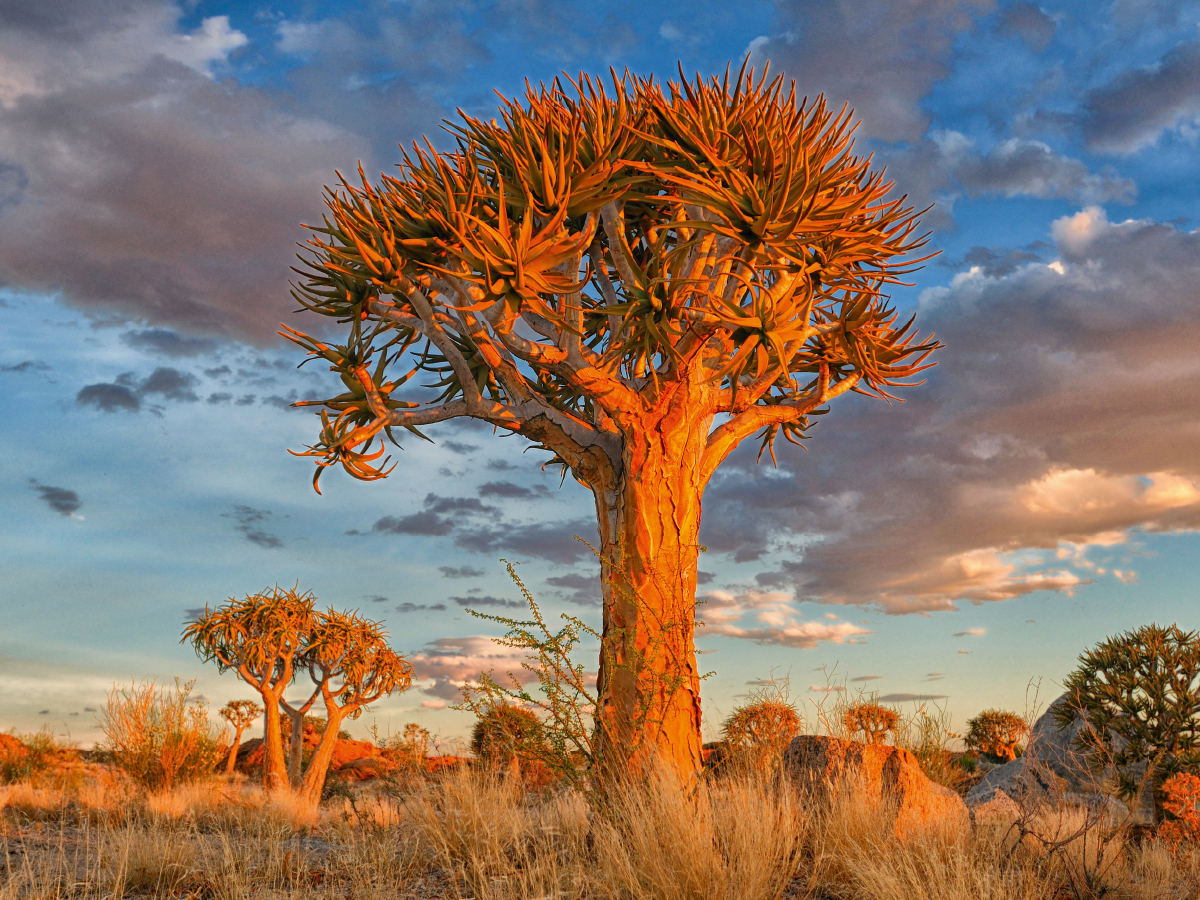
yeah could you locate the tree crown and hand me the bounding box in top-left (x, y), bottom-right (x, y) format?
top-left (283, 63), bottom-right (940, 490)
top-left (218, 699), bottom-right (263, 731)
top-left (304, 607), bottom-right (415, 718)
top-left (183, 585), bottom-right (317, 688)
top-left (1059, 622), bottom-right (1200, 799)
top-left (964, 709), bottom-right (1027, 759)
top-left (844, 701), bottom-right (899, 744)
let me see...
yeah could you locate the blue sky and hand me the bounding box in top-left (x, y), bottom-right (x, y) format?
top-left (2, 0), bottom-right (1199, 749)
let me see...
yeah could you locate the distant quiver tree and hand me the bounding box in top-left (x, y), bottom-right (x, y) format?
top-left (218, 699), bottom-right (262, 777)
top-left (283, 64), bottom-right (941, 781)
top-left (183, 586), bottom-right (315, 790)
top-left (184, 586), bottom-right (413, 802)
top-left (964, 709), bottom-right (1027, 762)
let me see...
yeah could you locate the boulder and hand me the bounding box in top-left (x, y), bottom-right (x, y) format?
top-left (0, 733), bottom-right (28, 764)
top-left (1028, 694), bottom-right (1100, 788)
top-left (330, 738), bottom-right (377, 769)
top-left (962, 694), bottom-right (1150, 825)
top-left (970, 789), bottom-right (1023, 827)
top-left (964, 757), bottom-right (1069, 810)
top-left (425, 755), bottom-right (469, 774)
top-left (784, 735), bottom-right (968, 838)
top-left (330, 756), bottom-right (394, 781)
top-left (234, 737), bottom-right (265, 773)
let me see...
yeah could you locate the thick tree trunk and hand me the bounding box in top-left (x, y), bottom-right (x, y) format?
top-left (592, 386), bottom-right (712, 783)
top-left (260, 690), bottom-right (289, 791)
top-left (300, 706), bottom-right (347, 806)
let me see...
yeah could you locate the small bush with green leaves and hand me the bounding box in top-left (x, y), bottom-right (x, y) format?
top-left (965, 709), bottom-right (1028, 762)
top-left (470, 704), bottom-right (544, 767)
top-left (1059, 622), bottom-right (1200, 813)
top-left (844, 701), bottom-right (900, 745)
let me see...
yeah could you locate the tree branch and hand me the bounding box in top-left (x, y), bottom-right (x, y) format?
top-left (600, 201), bottom-right (639, 287)
top-left (700, 372), bottom-right (862, 482)
top-left (395, 274), bottom-right (484, 411)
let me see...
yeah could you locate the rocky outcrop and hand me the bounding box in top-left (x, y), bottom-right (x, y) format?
top-left (330, 738), bottom-right (376, 769)
top-left (963, 694), bottom-right (1149, 825)
top-left (970, 789), bottom-right (1024, 826)
top-left (784, 735), bottom-right (968, 838)
top-left (0, 733), bottom-right (28, 765)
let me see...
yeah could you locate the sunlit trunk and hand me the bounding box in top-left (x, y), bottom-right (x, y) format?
top-left (592, 384), bottom-right (711, 783)
top-left (224, 725), bottom-right (246, 778)
top-left (300, 704), bottom-right (346, 806)
top-left (260, 690), bottom-right (289, 791)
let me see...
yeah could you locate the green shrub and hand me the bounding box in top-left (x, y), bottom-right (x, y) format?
top-left (1059, 623), bottom-right (1200, 813)
top-left (100, 678), bottom-right (226, 789)
top-left (470, 704), bottom-right (544, 767)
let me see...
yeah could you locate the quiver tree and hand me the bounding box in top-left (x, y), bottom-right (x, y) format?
top-left (721, 684), bottom-right (802, 772)
top-left (964, 709), bottom-right (1027, 762)
top-left (844, 701), bottom-right (899, 746)
top-left (283, 65), bottom-right (940, 781)
top-left (183, 586), bottom-right (315, 790)
top-left (218, 699), bottom-right (262, 777)
top-left (471, 704), bottom-right (545, 775)
top-left (1058, 623), bottom-right (1200, 819)
top-left (403, 722), bottom-right (431, 762)
top-left (297, 608), bottom-right (414, 805)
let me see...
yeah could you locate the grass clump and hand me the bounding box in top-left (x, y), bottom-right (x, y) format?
top-left (99, 677), bottom-right (226, 790)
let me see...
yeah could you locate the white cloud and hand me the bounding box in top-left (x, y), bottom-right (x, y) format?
top-left (700, 590), bottom-right (872, 648)
top-left (161, 16), bottom-right (247, 75)
top-left (720, 209), bottom-right (1200, 614)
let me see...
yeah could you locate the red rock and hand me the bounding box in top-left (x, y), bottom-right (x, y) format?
top-left (329, 738), bottom-right (377, 769)
top-left (784, 735), bottom-right (968, 838)
top-left (330, 757), bottom-right (394, 781)
top-left (426, 755), bottom-right (469, 773)
top-left (234, 737), bottom-right (265, 773)
top-left (0, 733), bottom-right (28, 762)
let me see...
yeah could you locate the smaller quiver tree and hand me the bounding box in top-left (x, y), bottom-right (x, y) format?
top-left (218, 700), bottom-right (262, 777)
top-left (403, 722), bottom-right (431, 766)
top-left (182, 586), bottom-right (316, 791)
top-left (298, 608), bottom-right (414, 805)
top-left (1058, 623), bottom-right (1200, 821)
top-left (721, 687), bottom-right (802, 772)
top-left (965, 709), bottom-right (1027, 762)
top-left (844, 701), bottom-right (899, 746)
top-left (471, 704), bottom-right (544, 777)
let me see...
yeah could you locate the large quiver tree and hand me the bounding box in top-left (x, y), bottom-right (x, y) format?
top-left (183, 586), bottom-right (315, 791)
top-left (283, 66), bottom-right (941, 781)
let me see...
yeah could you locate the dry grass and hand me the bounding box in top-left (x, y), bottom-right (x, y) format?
top-left (4, 767), bottom-right (1200, 899)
